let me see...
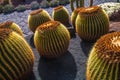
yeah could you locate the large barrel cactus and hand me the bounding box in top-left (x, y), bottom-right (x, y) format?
top-left (76, 6), bottom-right (109, 42)
top-left (0, 28), bottom-right (34, 80)
top-left (87, 32), bottom-right (120, 80)
top-left (0, 21), bottom-right (23, 36)
top-left (28, 9), bottom-right (52, 32)
top-left (52, 6), bottom-right (70, 26)
top-left (34, 21), bottom-right (70, 58)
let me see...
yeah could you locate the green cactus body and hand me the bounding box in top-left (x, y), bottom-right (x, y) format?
top-left (0, 21), bottom-right (23, 37)
top-left (28, 9), bottom-right (52, 32)
top-left (76, 6), bottom-right (109, 42)
top-left (87, 32), bottom-right (120, 80)
top-left (52, 6), bottom-right (70, 26)
top-left (0, 28), bottom-right (34, 80)
top-left (34, 21), bottom-right (70, 58)
top-left (71, 8), bottom-right (82, 30)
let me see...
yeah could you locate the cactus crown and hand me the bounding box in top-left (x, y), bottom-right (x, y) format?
top-left (0, 28), bottom-right (12, 40)
top-left (37, 21), bottom-right (60, 31)
top-left (0, 21), bottom-right (13, 28)
top-left (54, 6), bottom-right (64, 12)
top-left (95, 32), bottom-right (120, 63)
top-left (78, 6), bottom-right (101, 15)
top-left (30, 9), bottom-right (43, 15)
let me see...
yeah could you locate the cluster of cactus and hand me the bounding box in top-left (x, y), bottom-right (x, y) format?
top-left (16, 5), bottom-right (26, 12)
top-left (30, 1), bottom-right (40, 10)
top-left (3, 4), bottom-right (14, 14)
top-left (0, 28), bottom-right (34, 80)
top-left (87, 32), bottom-right (120, 80)
top-left (76, 6), bottom-right (109, 42)
top-left (52, 6), bottom-right (70, 26)
top-left (28, 9), bottom-right (52, 32)
top-left (0, 21), bottom-right (23, 36)
top-left (34, 21), bottom-right (70, 58)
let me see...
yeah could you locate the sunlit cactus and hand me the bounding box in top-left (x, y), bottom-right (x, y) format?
top-left (0, 21), bottom-right (23, 36)
top-left (0, 28), bottom-right (34, 80)
top-left (52, 6), bottom-right (70, 26)
top-left (87, 32), bottom-right (120, 80)
top-left (76, 6), bottom-right (109, 42)
top-left (34, 21), bottom-right (70, 58)
top-left (28, 9), bottom-right (52, 32)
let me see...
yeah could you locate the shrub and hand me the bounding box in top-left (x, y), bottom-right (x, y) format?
top-left (3, 4), bottom-right (14, 14)
top-left (50, 0), bottom-right (59, 7)
top-left (16, 5), bottom-right (26, 12)
top-left (40, 0), bottom-right (50, 8)
top-left (3, 0), bottom-right (9, 5)
top-left (30, 1), bottom-right (39, 10)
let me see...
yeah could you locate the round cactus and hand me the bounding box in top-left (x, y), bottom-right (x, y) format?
top-left (71, 8), bottom-right (81, 30)
top-left (87, 32), bottom-right (120, 80)
top-left (0, 28), bottom-right (34, 80)
top-left (28, 9), bottom-right (52, 32)
top-left (34, 21), bottom-right (70, 58)
top-left (0, 21), bottom-right (23, 36)
top-left (76, 6), bottom-right (109, 42)
top-left (52, 6), bottom-right (70, 26)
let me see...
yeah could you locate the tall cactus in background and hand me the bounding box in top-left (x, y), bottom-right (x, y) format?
top-left (0, 28), bottom-right (34, 80)
top-left (76, 6), bottom-right (109, 42)
top-left (0, 21), bottom-right (23, 37)
top-left (87, 32), bottom-right (120, 80)
top-left (70, 0), bottom-right (93, 11)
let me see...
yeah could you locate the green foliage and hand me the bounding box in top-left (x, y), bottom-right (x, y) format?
top-left (58, 0), bottom-right (70, 5)
top-left (50, 0), bottom-right (59, 7)
top-left (3, 0), bottom-right (9, 5)
top-left (16, 5), bottom-right (26, 12)
top-left (30, 1), bottom-right (39, 10)
top-left (0, 5), bottom-right (3, 13)
top-left (3, 4), bottom-right (14, 14)
top-left (40, 0), bottom-right (50, 8)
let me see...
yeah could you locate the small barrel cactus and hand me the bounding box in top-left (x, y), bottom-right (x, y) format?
top-left (34, 21), bottom-right (70, 58)
top-left (0, 21), bottom-right (23, 36)
top-left (71, 8), bottom-right (81, 30)
top-left (76, 6), bottom-right (109, 42)
top-left (52, 6), bottom-right (70, 27)
top-left (87, 32), bottom-right (120, 80)
top-left (28, 9), bottom-right (52, 32)
top-left (0, 28), bottom-right (34, 80)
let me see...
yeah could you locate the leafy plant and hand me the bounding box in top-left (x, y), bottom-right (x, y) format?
top-left (50, 0), bottom-right (59, 7)
top-left (16, 5), bottom-right (26, 12)
top-left (30, 1), bottom-right (39, 10)
top-left (40, 0), bottom-right (50, 8)
top-left (3, 4), bottom-right (14, 14)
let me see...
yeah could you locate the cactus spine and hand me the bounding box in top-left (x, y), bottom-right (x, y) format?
top-left (76, 6), bottom-right (109, 42)
top-left (87, 32), bottom-right (120, 80)
top-left (0, 21), bottom-right (23, 36)
top-left (28, 9), bottom-right (52, 32)
top-left (0, 28), bottom-right (34, 80)
top-left (34, 21), bottom-right (70, 58)
top-left (52, 6), bottom-right (70, 26)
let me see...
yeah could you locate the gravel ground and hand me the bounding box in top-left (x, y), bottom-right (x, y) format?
top-left (0, 0), bottom-right (119, 80)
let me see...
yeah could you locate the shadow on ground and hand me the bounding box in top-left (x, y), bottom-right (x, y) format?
top-left (38, 51), bottom-right (77, 80)
top-left (80, 41), bottom-right (94, 57)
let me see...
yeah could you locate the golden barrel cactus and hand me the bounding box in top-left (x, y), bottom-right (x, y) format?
top-left (34, 21), bottom-right (70, 58)
top-left (87, 32), bottom-right (120, 80)
top-left (0, 28), bottom-right (34, 80)
top-left (52, 6), bottom-right (70, 26)
top-left (0, 21), bottom-right (23, 36)
top-left (28, 9), bottom-right (52, 32)
top-left (76, 6), bottom-right (109, 42)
